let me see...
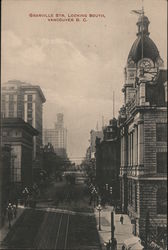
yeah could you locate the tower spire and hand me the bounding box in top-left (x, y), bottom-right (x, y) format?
top-left (131, 1), bottom-right (150, 59)
top-left (102, 116), bottom-right (104, 129)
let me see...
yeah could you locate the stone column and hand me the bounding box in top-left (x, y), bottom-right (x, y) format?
top-left (135, 125), bottom-right (138, 175)
top-left (121, 136), bottom-right (123, 167)
top-left (164, 81), bottom-right (167, 102)
top-left (128, 133), bottom-right (130, 167)
top-left (24, 94), bottom-right (28, 122)
top-left (123, 134), bottom-right (127, 167)
top-left (139, 82), bottom-right (146, 105)
top-left (14, 94), bottom-right (17, 117)
top-left (138, 121), bottom-right (144, 175)
top-left (131, 132), bottom-right (133, 167)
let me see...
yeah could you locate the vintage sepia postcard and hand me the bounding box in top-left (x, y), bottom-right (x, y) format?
top-left (0, 0), bottom-right (167, 249)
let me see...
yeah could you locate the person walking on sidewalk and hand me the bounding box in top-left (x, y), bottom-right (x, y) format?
top-left (120, 215), bottom-right (124, 224)
top-left (22, 186), bottom-right (29, 206)
top-left (12, 204), bottom-right (17, 218)
top-left (7, 203), bottom-right (13, 229)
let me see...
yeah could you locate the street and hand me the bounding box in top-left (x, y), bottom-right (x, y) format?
top-left (1, 177), bottom-right (101, 250)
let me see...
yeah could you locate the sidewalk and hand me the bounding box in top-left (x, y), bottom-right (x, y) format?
top-left (94, 206), bottom-right (134, 250)
top-left (0, 205), bottom-right (24, 248)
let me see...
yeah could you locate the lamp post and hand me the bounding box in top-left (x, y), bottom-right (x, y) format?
top-left (111, 210), bottom-right (114, 242)
top-left (96, 204), bottom-right (102, 231)
top-left (110, 186), bottom-right (113, 206)
top-left (91, 187), bottom-right (97, 208)
top-left (145, 210), bottom-right (149, 250)
top-left (11, 154), bottom-right (17, 183)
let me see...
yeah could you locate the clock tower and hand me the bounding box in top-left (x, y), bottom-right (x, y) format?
top-left (123, 14), bottom-right (164, 106)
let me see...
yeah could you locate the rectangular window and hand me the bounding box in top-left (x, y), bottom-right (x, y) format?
top-left (156, 124), bottom-right (167, 141)
top-left (28, 102), bottom-right (32, 110)
top-left (27, 95), bottom-right (32, 102)
top-left (9, 94), bottom-right (14, 101)
top-left (157, 152), bottom-right (167, 173)
top-left (27, 111), bottom-right (32, 119)
top-left (2, 131), bottom-right (8, 136)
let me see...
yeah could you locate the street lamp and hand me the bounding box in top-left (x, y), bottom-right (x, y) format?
top-left (105, 183), bottom-right (109, 191)
top-left (110, 186), bottom-right (113, 206)
top-left (91, 186), bottom-right (97, 208)
top-left (96, 204), bottom-right (102, 231)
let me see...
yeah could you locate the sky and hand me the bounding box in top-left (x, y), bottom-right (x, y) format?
top-left (1, 0), bottom-right (167, 163)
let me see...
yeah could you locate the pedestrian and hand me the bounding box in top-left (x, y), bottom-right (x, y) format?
top-left (22, 186), bottom-right (29, 206)
top-left (120, 215), bottom-right (124, 224)
top-left (106, 240), bottom-right (111, 250)
top-left (12, 204), bottom-right (17, 218)
top-left (122, 245), bottom-right (125, 250)
top-left (15, 198), bottom-right (18, 208)
top-left (112, 238), bottom-right (117, 250)
top-left (7, 203), bottom-right (13, 229)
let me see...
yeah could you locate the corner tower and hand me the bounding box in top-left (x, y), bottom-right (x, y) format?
top-left (123, 12), bottom-right (164, 105)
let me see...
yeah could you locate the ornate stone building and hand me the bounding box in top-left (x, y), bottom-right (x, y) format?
top-left (119, 14), bottom-right (167, 247)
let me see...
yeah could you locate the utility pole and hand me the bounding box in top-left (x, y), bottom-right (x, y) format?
top-left (145, 210), bottom-right (150, 250)
top-left (111, 211), bottom-right (114, 242)
top-left (111, 211), bottom-right (117, 250)
top-left (96, 204), bottom-right (102, 231)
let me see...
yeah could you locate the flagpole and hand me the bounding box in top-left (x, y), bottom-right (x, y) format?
top-left (113, 91), bottom-right (115, 118)
top-left (141, 0), bottom-right (144, 59)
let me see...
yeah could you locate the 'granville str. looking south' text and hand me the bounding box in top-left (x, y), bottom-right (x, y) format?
top-left (29, 13), bottom-right (106, 18)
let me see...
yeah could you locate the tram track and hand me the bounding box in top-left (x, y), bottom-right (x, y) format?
top-left (54, 190), bottom-right (70, 249)
top-left (54, 213), bottom-right (70, 250)
top-left (34, 189), bottom-right (71, 250)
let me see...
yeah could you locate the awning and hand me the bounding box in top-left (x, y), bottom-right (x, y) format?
top-left (131, 242), bottom-right (144, 250)
top-left (123, 236), bottom-right (141, 248)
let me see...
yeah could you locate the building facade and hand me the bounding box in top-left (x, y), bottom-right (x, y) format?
top-left (2, 118), bottom-right (38, 190)
top-left (43, 113), bottom-right (67, 158)
top-left (90, 129), bottom-right (103, 159)
top-left (0, 145), bottom-right (11, 228)
top-left (119, 14), bottom-right (167, 247)
top-left (96, 118), bottom-right (120, 201)
top-left (1, 80), bottom-right (46, 159)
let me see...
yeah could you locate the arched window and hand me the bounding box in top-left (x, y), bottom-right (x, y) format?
top-left (157, 187), bottom-right (167, 214)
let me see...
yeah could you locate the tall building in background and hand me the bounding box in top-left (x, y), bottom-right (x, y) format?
top-left (43, 113), bottom-right (67, 158)
top-left (1, 80), bottom-right (46, 159)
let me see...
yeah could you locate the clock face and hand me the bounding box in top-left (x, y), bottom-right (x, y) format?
top-left (139, 59), bottom-right (152, 68)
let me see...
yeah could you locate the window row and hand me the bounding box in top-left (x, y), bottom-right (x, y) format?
top-left (128, 183), bottom-right (167, 215)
